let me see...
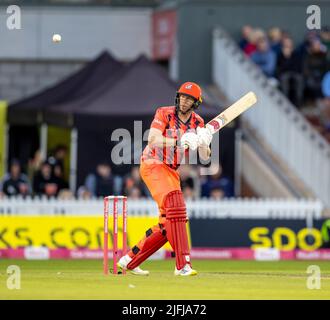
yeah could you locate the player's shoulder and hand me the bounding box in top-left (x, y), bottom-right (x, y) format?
top-left (155, 106), bottom-right (176, 116)
top-left (156, 106), bottom-right (175, 113)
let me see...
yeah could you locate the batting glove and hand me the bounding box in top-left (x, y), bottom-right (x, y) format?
top-left (196, 126), bottom-right (213, 147)
top-left (180, 132), bottom-right (198, 151)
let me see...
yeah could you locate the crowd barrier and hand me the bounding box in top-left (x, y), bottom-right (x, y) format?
top-left (0, 196), bottom-right (323, 219)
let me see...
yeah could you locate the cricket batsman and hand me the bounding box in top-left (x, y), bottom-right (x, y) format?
top-left (118, 82), bottom-right (212, 276)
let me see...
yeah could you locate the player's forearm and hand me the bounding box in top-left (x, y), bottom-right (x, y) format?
top-left (198, 145), bottom-right (211, 161)
top-left (148, 134), bottom-right (177, 148)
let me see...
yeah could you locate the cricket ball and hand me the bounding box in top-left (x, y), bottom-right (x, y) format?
top-left (52, 34), bottom-right (62, 43)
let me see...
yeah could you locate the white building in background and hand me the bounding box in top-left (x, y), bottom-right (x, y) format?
top-left (0, 5), bottom-right (154, 102)
top-left (0, 6), bottom-right (152, 60)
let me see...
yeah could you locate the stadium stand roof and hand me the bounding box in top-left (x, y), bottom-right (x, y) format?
top-left (9, 53), bottom-right (218, 127)
top-left (8, 51), bottom-right (123, 125)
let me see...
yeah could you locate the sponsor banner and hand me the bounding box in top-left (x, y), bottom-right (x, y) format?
top-left (189, 248), bottom-right (330, 260)
top-left (1, 248), bottom-right (330, 260)
top-left (152, 10), bottom-right (176, 59)
top-left (254, 248), bottom-right (280, 261)
top-left (0, 216), bottom-right (182, 251)
top-left (24, 246), bottom-right (50, 260)
top-left (190, 218), bottom-right (330, 251)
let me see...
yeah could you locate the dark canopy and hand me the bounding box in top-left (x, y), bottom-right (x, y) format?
top-left (8, 51), bottom-right (123, 126)
top-left (42, 55), bottom-right (218, 127)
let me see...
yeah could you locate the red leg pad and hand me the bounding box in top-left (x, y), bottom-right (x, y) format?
top-left (127, 224), bottom-right (167, 270)
top-left (164, 190), bottom-right (191, 270)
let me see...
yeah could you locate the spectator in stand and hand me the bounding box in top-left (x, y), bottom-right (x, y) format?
top-left (33, 160), bottom-right (59, 197)
top-left (1, 159), bottom-right (31, 197)
top-left (317, 72), bottom-right (330, 141)
top-left (209, 187), bottom-right (225, 200)
top-left (84, 162), bottom-right (114, 197)
top-left (243, 28), bottom-right (265, 57)
top-left (201, 164), bottom-right (234, 198)
top-left (296, 30), bottom-right (319, 60)
top-left (303, 37), bottom-right (328, 100)
top-left (320, 26), bottom-right (330, 63)
top-left (27, 149), bottom-right (42, 187)
top-left (77, 186), bottom-right (92, 199)
top-left (178, 165), bottom-right (200, 198)
top-left (268, 27), bottom-right (282, 56)
top-left (251, 36), bottom-right (277, 77)
top-left (239, 25), bottom-right (253, 50)
top-left (276, 37), bottom-right (304, 107)
top-left (53, 163), bottom-right (69, 192)
top-left (122, 166), bottom-right (149, 197)
top-left (48, 145), bottom-right (68, 174)
top-left (127, 186), bottom-right (142, 199)
top-left (182, 185), bottom-right (195, 200)
top-left (57, 189), bottom-right (74, 200)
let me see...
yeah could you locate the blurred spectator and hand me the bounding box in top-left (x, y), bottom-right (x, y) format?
top-left (243, 28), bottom-right (256, 56)
top-left (33, 161), bottom-right (59, 197)
top-left (58, 189), bottom-right (74, 200)
top-left (251, 36), bottom-right (277, 77)
top-left (53, 163), bottom-right (69, 191)
top-left (320, 26), bottom-right (330, 63)
top-left (239, 25), bottom-right (253, 50)
top-left (77, 186), bottom-right (92, 199)
top-left (48, 144), bottom-right (68, 173)
top-left (210, 187), bottom-right (225, 200)
top-left (1, 159), bottom-right (31, 197)
top-left (268, 27), bottom-right (282, 55)
top-left (127, 186), bottom-right (142, 199)
top-left (243, 28), bottom-right (265, 57)
top-left (178, 165), bottom-right (200, 198)
top-left (303, 38), bottom-right (328, 100)
top-left (276, 37), bottom-right (304, 107)
top-left (318, 97), bottom-right (330, 139)
top-left (201, 164), bottom-right (234, 198)
top-left (27, 150), bottom-right (43, 186)
top-left (182, 185), bottom-right (195, 200)
top-left (122, 166), bottom-right (148, 197)
top-left (316, 72), bottom-right (330, 141)
top-left (322, 71), bottom-right (330, 97)
top-left (296, 30), bottom-right (319, 60)
top-left (84, 162), bottom-right (114, 197)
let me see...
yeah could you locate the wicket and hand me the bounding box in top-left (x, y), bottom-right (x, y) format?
top-left (103, 195), bottom-right (128, 275)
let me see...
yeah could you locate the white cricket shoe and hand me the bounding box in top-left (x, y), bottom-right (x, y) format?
top-left (174, 264), bottom-right (197, 276)
top-left (117, 254), bottom-right (149, 276)
top-left (129, 266), bottom-right (150, 276)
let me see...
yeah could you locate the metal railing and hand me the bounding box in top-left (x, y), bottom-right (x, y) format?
top-left (213, 27), bottom-right (330, 208)
top-left (0, 196), bottom-right (323, 219)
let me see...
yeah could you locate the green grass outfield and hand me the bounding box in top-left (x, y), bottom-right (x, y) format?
top-left (0, 260), bottom-right (329, 299)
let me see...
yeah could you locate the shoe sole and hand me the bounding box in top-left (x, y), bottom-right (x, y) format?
top-left (116, 262), bottom-right (149, 276)
top-left (130, 270), bottom-right (150, 276)
top-left (175, 271), bottom-right (198, 276)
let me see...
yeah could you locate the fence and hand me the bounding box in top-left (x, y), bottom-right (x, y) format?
top-left (0, 197), bottom-right (323, 220)
top-left (212, 27), bottom-right (330, 208)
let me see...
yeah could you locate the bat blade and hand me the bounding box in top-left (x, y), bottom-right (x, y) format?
top-left (206, 91), bottom-right (257, 134)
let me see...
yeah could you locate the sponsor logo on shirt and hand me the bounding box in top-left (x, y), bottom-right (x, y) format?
top-left (153, 118), bottom-right (163, 126)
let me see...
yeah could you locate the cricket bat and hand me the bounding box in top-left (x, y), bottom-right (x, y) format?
top-left (206, 91), bottom-right (257, 134)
